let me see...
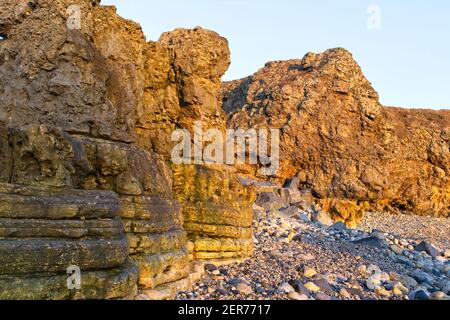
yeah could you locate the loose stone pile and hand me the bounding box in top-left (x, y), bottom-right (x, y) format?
top-left (177, 187), bottom-right (450, 301)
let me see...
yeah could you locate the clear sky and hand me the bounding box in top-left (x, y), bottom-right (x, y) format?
top-left (102, 0), bottom-right (450, 109)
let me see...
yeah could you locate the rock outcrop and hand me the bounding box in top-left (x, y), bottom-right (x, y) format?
top-left (0, 183), bottom-right (138, 299)
top-left (223, 48), bottom-right (450, 224)
top-left (2, 0), bottom-right (447, 301)
top-left (139, 28), bottom-right (256, 260)
top-left (0, 0), bottom-right (188, 299)
top-left (172, 164), bottom-right (255, 259)
top-left (0, 0), bottom-right (254, 299)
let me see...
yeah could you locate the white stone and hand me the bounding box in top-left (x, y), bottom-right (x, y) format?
top-left (277, 282), bottom-right (295, 294)
top-left (400, 239), bottom-right (409, 247)
top-left (390, 245), bottom-right (403, 255)
top-left (366, 277), bottom-right (381, 290)
top-left (366, 272), bottom-right (390, 290)
top-left (236, 283), bottom-right (253, 296)
top-left (288, 292), bottom-right (309, 300)
top-left (366, 264), bottom-right (382, 275)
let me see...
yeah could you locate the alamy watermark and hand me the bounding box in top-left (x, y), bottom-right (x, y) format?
top-left (171, 122), bottom-right (280, 176)
top-left (67, 5), bottom-right (82, 31)
top-left (67, 265), bottom-right (81, 290)
top-left (367, 4), bottom-right (382, 30)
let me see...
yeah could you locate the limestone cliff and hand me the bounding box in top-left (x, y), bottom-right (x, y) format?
top-left (0, 0), bottom-right (254, 299)
top-left (222, 49), bottom-right (450, 225)
top-left (139, 28), bottom-right (256, 260)
top-left (1, 0), bottom-right (448, 301)
top-left (0, 0), bottom-right (168, 299)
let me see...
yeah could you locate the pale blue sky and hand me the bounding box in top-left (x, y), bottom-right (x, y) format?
top-left (102, 0), bottom-right (450, 109)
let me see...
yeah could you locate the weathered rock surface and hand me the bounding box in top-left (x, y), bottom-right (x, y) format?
top-left (0, 0), bottom-right (255, 299)
top-left (0, 0), bottom-right (144, 143)
top-left (139, 28), bottom-right (256, 260)
top-left (0, 0), bottom-right (191, 299)
top-left (0, 260), bottom-right (139, 300)
top-left (0, 183), bottom-right (138, 299)
top-left (137, 27), bottom-right (231, 157)
top-left (222, 48), bottom-right (450, 223)
top-left (2, 0), bottom-right (447, 301)
top-left (119, 194), bottom-right (189, 291)
top-left (173, 164), bottom-right (255, 259)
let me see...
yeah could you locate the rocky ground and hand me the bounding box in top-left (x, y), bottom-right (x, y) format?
top-left (177, 206), bottom-right (450, 301)
top-left (359, 212), bottom-right (450, 250)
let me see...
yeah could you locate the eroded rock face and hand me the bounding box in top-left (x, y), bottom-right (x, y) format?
top-left (0, 0), bottom-right (144, 142)
top-left (138, 28), bottom-right (256, 260)
top-left (137, 27), bottom-right (231, 157)
top-left (0, 0), bottom-right (255, 299)
top-left (0, 0), bottom-right (187, 299)
top-left (223, 48), bottom-right (450, 223)
top-left (173, 164), bottom-right (255, 259)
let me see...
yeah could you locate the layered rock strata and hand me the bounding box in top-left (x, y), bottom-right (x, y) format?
top-left (0, 0), bottom-right (254, 299)
top-left (0, 182), bottom-right (138, 300)
top-left (139, 28), bottom-right (256, 260)
top-left (172, 164), bottom-right (255, 259)
top-left (0, 0), bottom-right (189, 298)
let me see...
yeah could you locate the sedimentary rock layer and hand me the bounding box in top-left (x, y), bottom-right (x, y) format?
top-left (0, 0), bottom-right (191, 298)
top-left (0, 260), bottom-right (139, 300)
top-left (0, 183), bottom-right (138, 299)
top-left (139, 28), bottom-right (256, 259)
top-left (172, 164), bottom-right (255, 259)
